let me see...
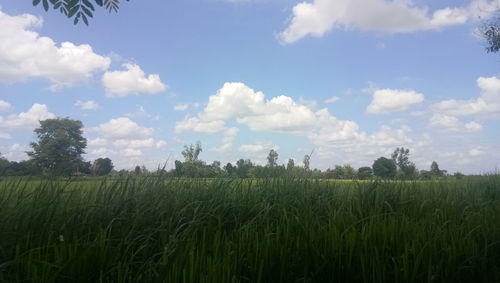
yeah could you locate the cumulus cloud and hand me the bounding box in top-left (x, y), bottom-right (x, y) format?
top-left (174, 104), bottom-right (189, 111)
top-left (366, 89), bottom-right (424, 114)
top-left (93, 117), bottom-right (154, 140)
top-left (212, 127), bottom-right (239, 152)
top-left (279, 0), bottom-right (498, 43)
top-left (0, 132), bottom-right (11, 139)
top-left (75, 100), bottom-right (99, 111)
top-left (0, 100), bottom-right (11, 112)
top-left (176, 82), bottom-right (426, 167)
top-left (102, 64), bottom-right (167, 97)
top-left (0, 143), bottom-right (29, 161)
top-left (0, 104), bottom-right (55, 129)
top-left (239, 141), bottom-right (279, 154)
top-left (324, 96), bottom-right (340, 104)
top-left (438, 146), bottom-right (486, 166)
top-left (429, 114), bottom-right (482, 132)
top-left (125, 105), bottom-right (160, 121)
top-left (0, 10), bottom-right (110, 89)
top-left (87, 117), bottom-right (167, 169)
top-left (176, 83), bottom-right (317, 135)
top-left (431, 76), bottom-right (500, 118)
top-left (428, 76), bottom-right (500, 133)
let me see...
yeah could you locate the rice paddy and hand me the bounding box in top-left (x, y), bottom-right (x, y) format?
top-left (1, 175), bottom-right (500, 282)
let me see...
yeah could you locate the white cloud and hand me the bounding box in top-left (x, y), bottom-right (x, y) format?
top-left (75, 100), bottom-right (99, 111)
top-left (174, 104), bottom-right (189, 111)
top-left (0, 10), bottom-right (110, 89)
top-left (431, 76), bottom-right (500, 118)
top-left (279, 0), bottom-right (498, 43)
top-left (125, 105), bottom-right (160, 121)
top-left (102, 64), bottom-right (166, 97)
top-left (324, 96), bottom-right (340, 104)
top-left (429, 113), bottom-right (482, 132)
top-left (366, 89), bottom-right (424, 114)
top-left (113, 138), bottom-right (167, 149)
top-left (88, 138), bottom-right (108, 147)
top-left (239, 141), bottom-right (279, 154)
top-left (0, 100), bottom-right (11, 112)
top-left (0, 143), bottom-right (29, 161)
top-left (438, 146), bottom-right (487, 166)
top-left (176, 117), bottom-right (227, 134)
top-left (0, 132), bottom-right (11, 139)
top-left (93, 117), bottom-right (154, 140)
top-left (0, 103), bottom-right (55, 129)
top-left (212, 127), bottom-right (239, 152)
top-left (86, 117), bottom-right (167, 169)
top-left (176, 83), bottom-right (317, 135)
top-left (176, 82), bottom-right (427, 168)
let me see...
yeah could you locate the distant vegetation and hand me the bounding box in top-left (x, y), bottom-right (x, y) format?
top-left (1, 118), bottom-right (498, 282)
top-left (0, 117), bottom-right (461, 179)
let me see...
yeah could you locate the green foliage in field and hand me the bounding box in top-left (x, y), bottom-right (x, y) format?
top-left (1, 176), bottom-right (500, 282)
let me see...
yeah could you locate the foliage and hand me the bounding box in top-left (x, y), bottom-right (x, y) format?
top-left (391, 147), bottom-right (418, 179)
top-left (372, 157), bottom-right (397, 179)
top-left (236, 159), bottom-right (253, 178)
top-left (481, 13), bottom-right (500, 53)
top-left (32, 0), bottom-right (130, 25)
top-left (267, 149), bottom-right (278, 167)
top-left (182, 141), bottom-right (202, 163)
top-left (303, 154), bottom-right (310, 171)
top-left (357, 166), bottom-right (373, 180)
top-left (1, 175), bottom-right (500, 282)
top-left (430, 161), bottom-right (446, 178)
top-left (27, 118), bottom-right (87, 176)
top-left (92, 157), bottom-right (113, 176)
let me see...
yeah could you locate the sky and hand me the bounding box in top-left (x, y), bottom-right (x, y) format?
top-left (0, 0), bottom-right (499, 174)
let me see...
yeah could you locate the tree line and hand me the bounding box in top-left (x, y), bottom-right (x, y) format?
top-left (0, 117), bottom-right (459, 180)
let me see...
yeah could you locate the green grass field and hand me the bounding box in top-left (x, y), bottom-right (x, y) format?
top-left (1, 176), bottom-right (500, 282)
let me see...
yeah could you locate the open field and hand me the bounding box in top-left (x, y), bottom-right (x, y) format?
top-left (1, 176), bottom-right (500, 282)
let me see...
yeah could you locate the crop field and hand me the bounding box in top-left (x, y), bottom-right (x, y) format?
top-left (1, 176), bottom-right (500, 283)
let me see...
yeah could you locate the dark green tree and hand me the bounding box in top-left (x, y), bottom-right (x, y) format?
top-left (32, 0), bottom-right (130, 25)
top-left (27, 118), bottom-right (87, 176)
top-left (303, 154), bottom-right (310, 171)
top-left (224, 162), bottom-right (235, 177)
top-left (372, 157), bottom-right (397, 179)
top-left (174, 160), bottom-right (183, 177)
top-left (430, 161), bottom-right (445, 178)
top-left (236, 159), bottom-right (253, 178)
top-left (134, 165), bottom-right (141, 174)
top-left (481, 13), bottom-right (500, 53)
top-left (286, 158), bottom-right (295, 171)
top-left (357, 166), bottom-right (373, 180)
top-left (92, 157), bottom-right (113, 176)
top-left (267, 149), bottom-right (278, 167)
top-left (182, 142), bottom-right (202, 163)
top-left (0, 154), bottom-right (9, 176)
top-left (391, 147), bottom-right (417, 179)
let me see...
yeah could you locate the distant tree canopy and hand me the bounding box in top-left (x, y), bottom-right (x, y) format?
top-left (182, 142), bottom-right (202, 163)
top-left (92, 157), bottom-right (113, 176)
top-left (32, 0), bottom-right (130, 25)
top-left (372, 157), bottom-right (397, 179)
top-left (391, 147), bottom-right (418, 179)
top-left (27, 118), bottom-right (87, 176)
top-left (481, 12), bottom-right (500, 53)
top-left (357, 166), bottom-right (373, 180)
top-left (267, 149), bottom-right (278, 167)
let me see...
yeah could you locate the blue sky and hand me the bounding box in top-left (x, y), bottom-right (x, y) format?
top-left (0, 0), bottom-right (499, 173)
